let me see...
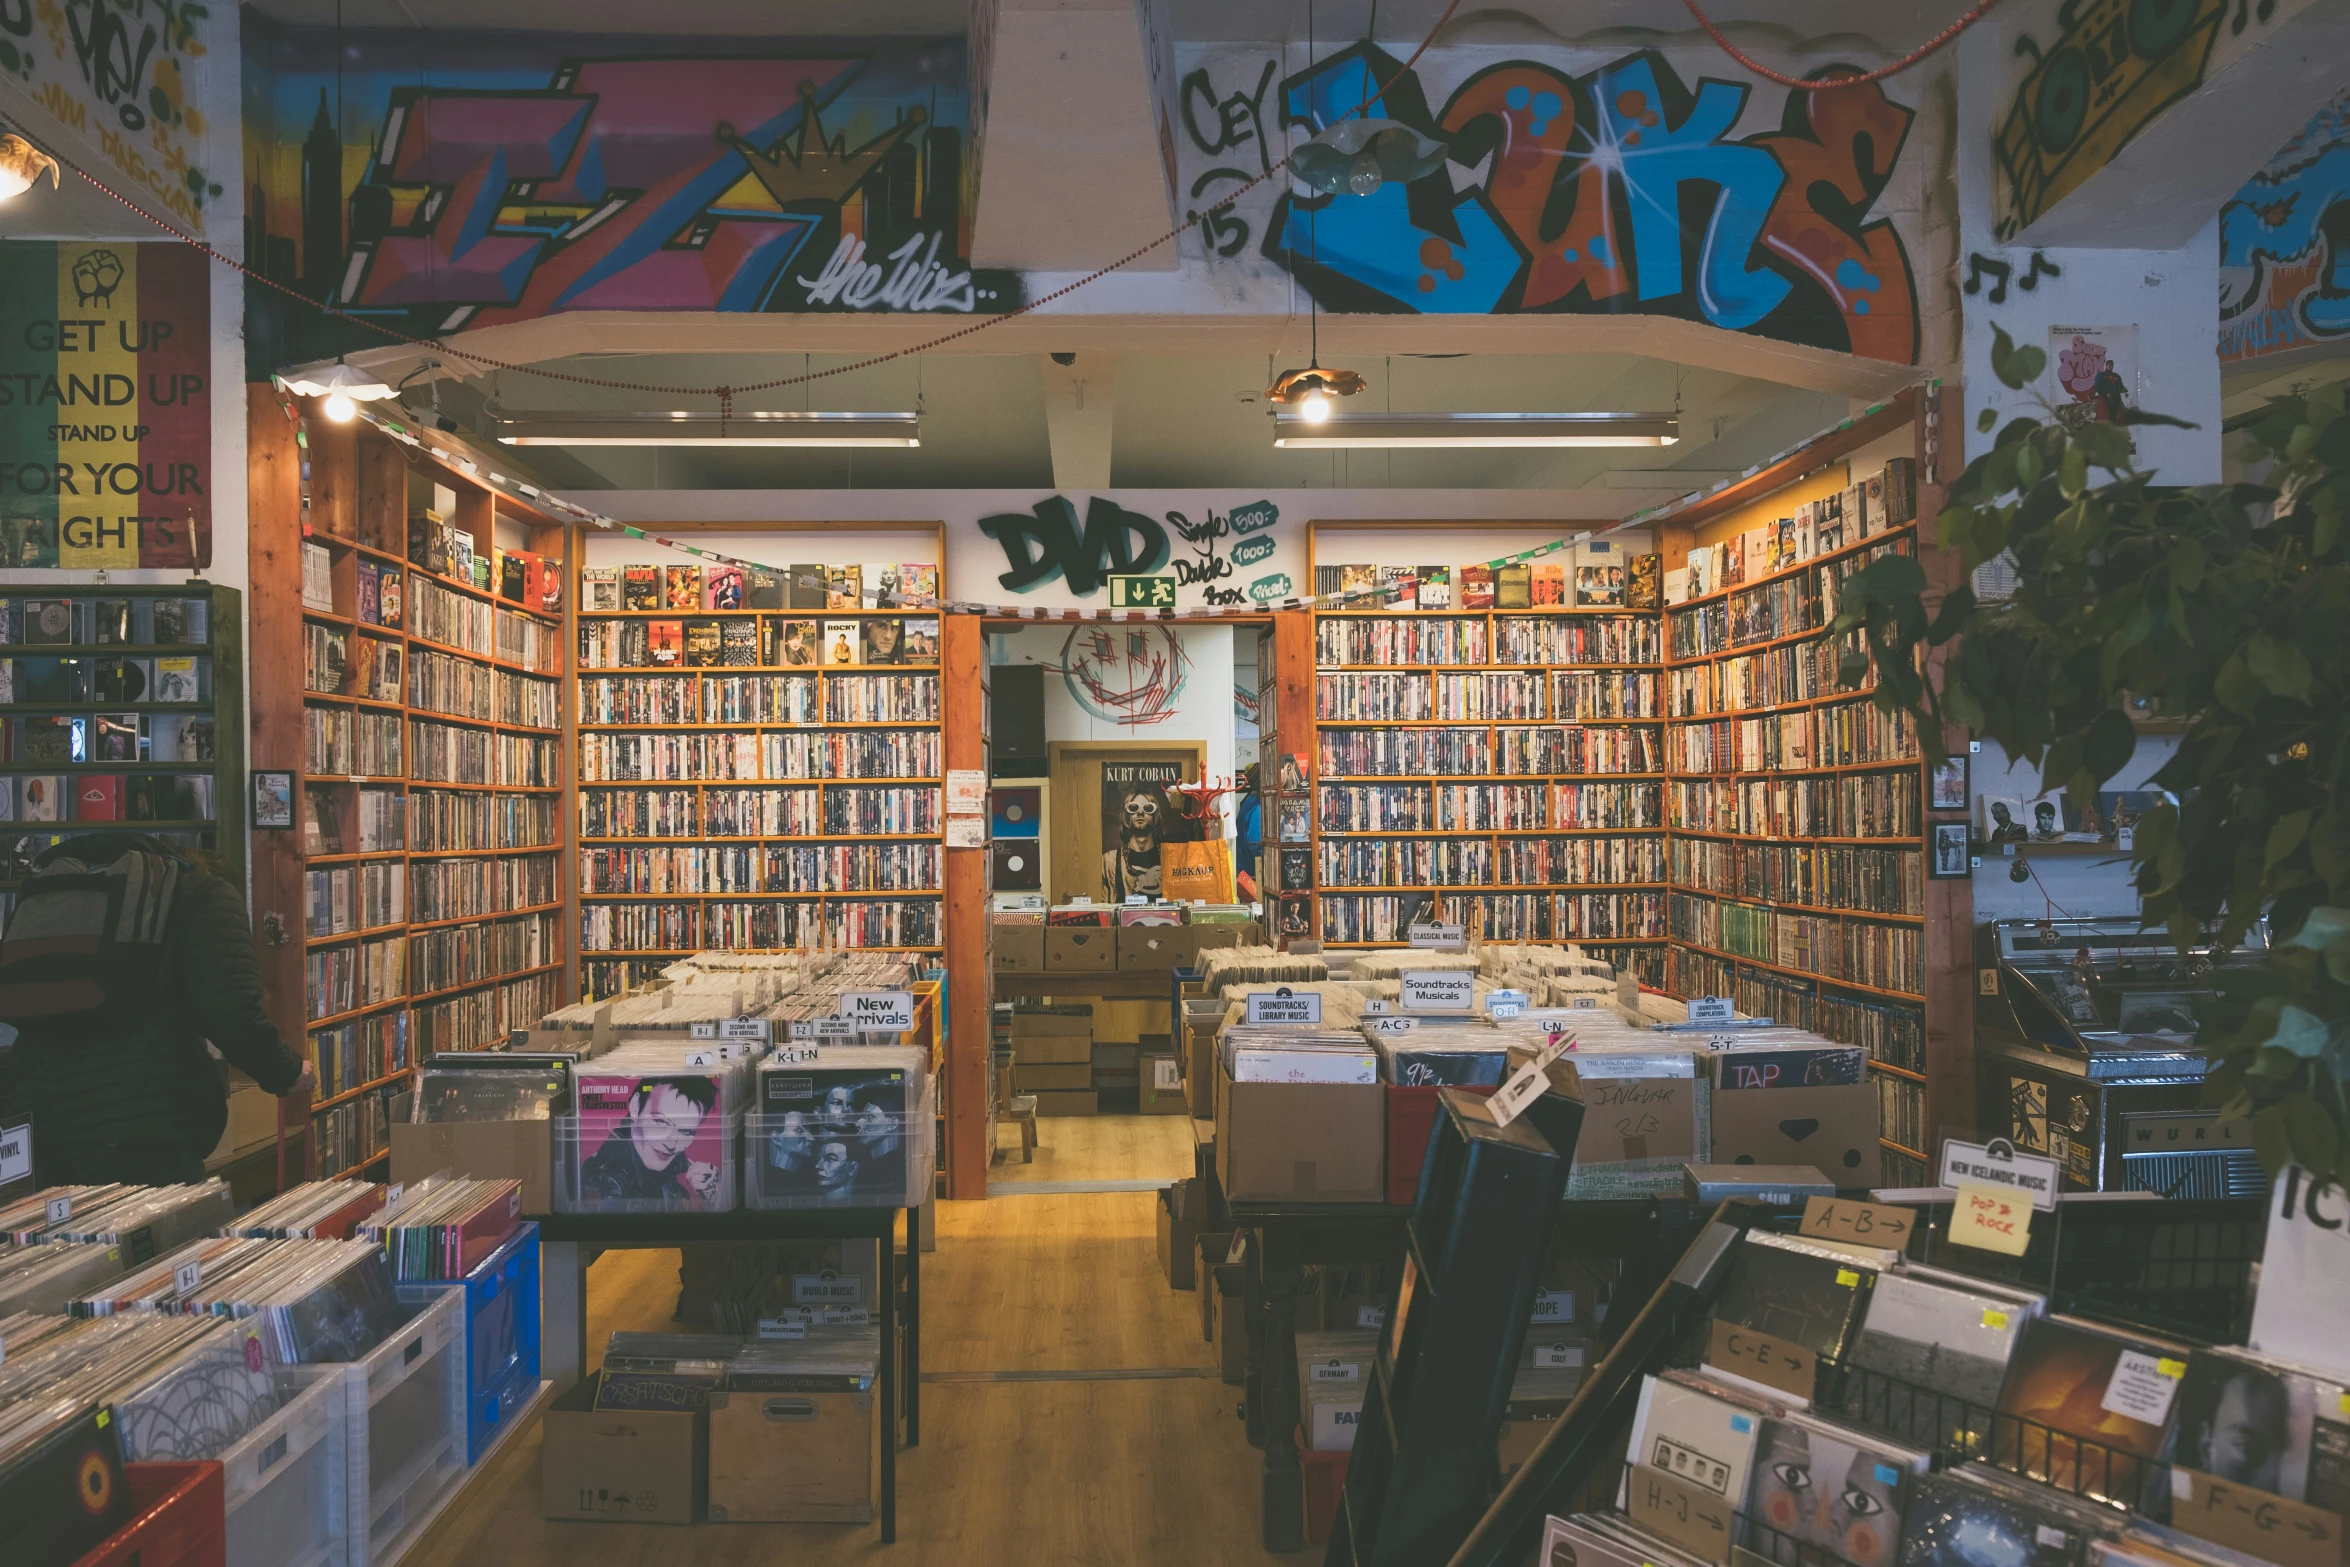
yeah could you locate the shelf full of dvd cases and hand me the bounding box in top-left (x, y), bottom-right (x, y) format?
top-left (1305, 568), bottom-right (1672, 982)
top-left (573, 555), bottom-right (946, 999)
top-left (0, 584), bottom-right (247, 931)
top-left (1658, 422), bottom-right (1946, 1184)
top-left (280, 481), bottom-right (570, 1181)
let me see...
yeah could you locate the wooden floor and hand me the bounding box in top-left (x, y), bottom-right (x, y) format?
top-left (405, 1112), bottom-right (1295, 1565)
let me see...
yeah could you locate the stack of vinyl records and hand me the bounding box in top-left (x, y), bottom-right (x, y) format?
top-left (1297, 1329), bottom-right (1379, 1452)
top-left (1196, 946), bottom-right (1328, 990)
top-left (0, 1312), bottom-right (294, 1564)
top-left (568, 1039), bottom-right (756, 1211)
top-left (364, 1176), bottom-right (521, 1281)
top-left (224, 1178), bottom-right (386, 1239)
top-left (752, 1045), bottom-right (927, 1207)
top-left (0, 1240), bottom-right (132, 1315)
top-left (727, 1326), bottom-right (877, 1393)
top-left (410, 1054), bottom-right (573, 1122)
top-left (0, 1180), bottom-right (232, 1252)
top-left (1219, 1025), bottom-right (1380, 1085)
top-left (1371, 1031), bottom-right (1511, 1088)
top-left (70, 1235), bottom-right (405, 1364)
top-left (594, 1331), bottom-right (740, 1410)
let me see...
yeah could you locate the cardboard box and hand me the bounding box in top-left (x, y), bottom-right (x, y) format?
top-left (1090, 999), bottom-right (1158, 1044)
top-left (1011, 1030), bottom-right (1092, 1066)
top-left (1709, 1048), bottom-right (1881, 1189)
top-left (1216, 1064), bottom-right (1385, 1204)
top-left (1159, 1181), bottom-right (1201, 1290)
top-left (1010, 1008), bottom-right (1093, 1036)
top-left (993, 925), bottom-right (1046, 971)
top-left (1140, 1054), bottom-right (1187, 1115)
top-left (1046, 928), bottom-right (1117, 971)
top-left (1191, 923), bottom-right (1260, 955)
top-left (392, 1119), bottom-right (554, 1216)
top-left (707, 1384), bottom-right (872, 1523)
top-left (1118, 926), bottom-right (1195, 971)
top-left (1033, 1089), bottom-right (1100, 1117)
top-left (1496, 1399), bottom-right (1573, 1484)
top-left (541, 1373), bottom-right (705, 1524)
top-left (1016, 1062), bottom-right (1093, 1092)
top-left (210, 1074), bottom-right (277, 1161)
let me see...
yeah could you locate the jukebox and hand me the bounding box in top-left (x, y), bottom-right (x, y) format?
top-left (1973, 917), bottom-right (2266, 1198)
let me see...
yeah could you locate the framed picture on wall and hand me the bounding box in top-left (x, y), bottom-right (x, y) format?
top-left (253, 770), bottom-right (294, 830)
top-left (1928, 757), bottom-right (1969, 812)
top-left (1929, 821), bottom-right (1973, 879)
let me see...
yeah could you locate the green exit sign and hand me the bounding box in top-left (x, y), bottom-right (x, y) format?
top-left (1107, 575), bottom-right (1177, 609)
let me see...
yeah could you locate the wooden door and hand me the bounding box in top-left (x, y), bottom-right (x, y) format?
top-left (1045, 741), bottom-right (1207, 903)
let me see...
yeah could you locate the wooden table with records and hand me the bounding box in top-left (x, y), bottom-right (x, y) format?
top-left (535, 1204), bottom-right (921, 1542)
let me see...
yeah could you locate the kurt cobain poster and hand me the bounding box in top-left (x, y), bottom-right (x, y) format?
top-left (1100, 761), bottom-right (1185, 900)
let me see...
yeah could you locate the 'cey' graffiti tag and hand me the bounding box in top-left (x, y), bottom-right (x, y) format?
top-left (2220, 89), bottom-right (2350, 363)
top-left (1184, 43), bottom-right (1918, 363)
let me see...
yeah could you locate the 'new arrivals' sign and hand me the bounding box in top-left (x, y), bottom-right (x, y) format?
top-left (0, 242), bottom-right (211, 568)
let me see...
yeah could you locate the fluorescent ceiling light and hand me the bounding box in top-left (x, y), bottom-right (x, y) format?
top-left (1274, 411), bottom-right (1679, 448)
top-left (496, 411), bottom-right (921, 448)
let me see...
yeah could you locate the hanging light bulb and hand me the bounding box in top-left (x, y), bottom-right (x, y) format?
top-left (1292, 118), bottom-right (1449, 197)
top-left (281, 357), bottom-right (399, 419)
top-left (1299, 387), bottom-right (1332, 424)
top-left (0, 134), bottom-right (61, 202)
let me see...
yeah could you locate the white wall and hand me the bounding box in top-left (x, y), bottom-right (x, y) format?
top-left (989, 622), bottom-right (1240, 803)
top-left (1968, 734), bottom-right (2180, 922)
top-left (1956, 25), bottom-right (2222, 484)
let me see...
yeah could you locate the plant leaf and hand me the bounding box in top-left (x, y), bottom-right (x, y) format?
top-left (2084, 708), bottom-right (2136, 783)
top-left (2246, 634), bottom-right (2312, 700)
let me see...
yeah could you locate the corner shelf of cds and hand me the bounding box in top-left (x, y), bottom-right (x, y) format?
top-left (1652, 388), bottom-right (1952, 1186)
top-left (1302, 567), bottom-right (1669, 982)
top-left (0, 582), bottom-right (244, 919)
top-left (262, 409), bottom-right (570, 1184)
top-left (572, 551), bottom-right (947, 1001)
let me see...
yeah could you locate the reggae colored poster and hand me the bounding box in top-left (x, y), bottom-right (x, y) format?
top-left (0, 243), bottom-right (212, 569)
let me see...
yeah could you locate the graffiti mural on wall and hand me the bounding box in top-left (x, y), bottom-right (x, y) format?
top-left (1993, 0), bottom-right (2317, 241)
top-left (2219, 89), bottom-right (2350, 364)
top-left (241, 22), bottom-right (1016, 373)
top-left (1179, 43), bottom-right (1921, 363)
top-left (973, 495), bottom-right (1292, 611)
top-left (2, 0), bottom-right (224, 232)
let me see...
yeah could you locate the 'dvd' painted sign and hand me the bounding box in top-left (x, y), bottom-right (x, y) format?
top-left (0, 242), bottom-right (211, 569)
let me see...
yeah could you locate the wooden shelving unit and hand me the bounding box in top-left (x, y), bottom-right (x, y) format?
top-left (570, 540), bottom-right (947, 1000)
top-left (1651, 387), bottom-right (1965, 1184)
top-left (250, 393), bottom-right (570, 1183)
top-left (1303, 600), bottom-right (1669, 978)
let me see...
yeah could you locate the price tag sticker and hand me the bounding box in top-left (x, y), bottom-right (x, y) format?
top-left (1833, 1268), bottom-right (1861, 1288)
top-left (174, 1257), bottom-right (204, 1295)
top-left (1984, 1308), bottom-right (2011, 1330)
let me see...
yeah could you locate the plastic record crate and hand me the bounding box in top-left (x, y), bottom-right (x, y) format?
top-left (71, 1461), bottom-right (225, 1567)
top-left (341, 1289), bottom-right (467, 1567)
top-left (394, 1221), bottom-right (543, 1464)
top-left (555, 1115), bottom-right (743, 1214)
top-left (746, 1080), bottom-right (936, 1210)
top-left (218, 1363), bottom-right (359, 1567)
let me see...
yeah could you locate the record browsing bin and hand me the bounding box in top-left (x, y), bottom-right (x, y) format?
top-left (747, 1085), bottom-right (937, 1211)
top-left (393, 1221), bottom-right (542, 1463)
top-left (345, 1288), bottom-right (468, 1567)
top-left (216, 1363), bottom-right (358, 1567)
top-left (554, 1115), bottom-right (745, 1215)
